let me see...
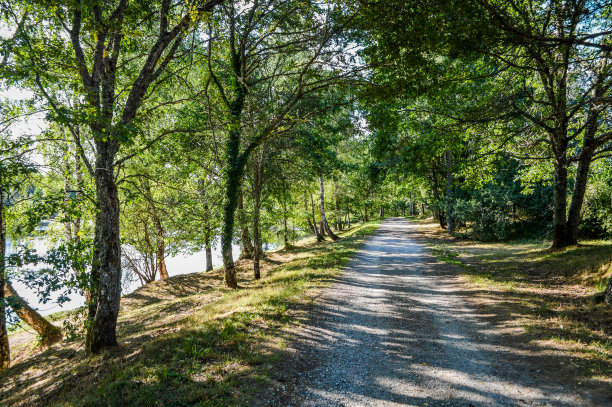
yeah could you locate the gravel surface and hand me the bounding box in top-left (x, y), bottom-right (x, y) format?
top-left (257, 218), bottom-right (604, 407)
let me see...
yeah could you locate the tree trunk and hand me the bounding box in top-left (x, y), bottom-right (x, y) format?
top-left (379, 206), bottom-right (384, 218)
top-left (364, 205), bottom-right (369, 222)
top-left (335, 193), bottom-right (342, 231)
top-left (445, 151), bottom-right (455, 234)
top-left (0, 181), bottom-right (9, 371)
top-left (551, 139), bottom-right (571, 249)
top-left (319, 177), bottom-right (339, 241)
top-left (567, 84), bottom-right (603, 245)
top-left (87, 143), bottom-right (122, 354)
top-left (238, 191), bottom-right (254, 260)
top-left (4, 282), bottom-right (62, 345)
top-left (253, 149), bottom-right (264, 280)
top-left (310, 194), bottom-right (325, 241)
top-left (152, 212), bottom-right (168, 280)
top-left (304, 195), bottom-right (318, 236)
top-left (221, 132), bottom-right (242, 289)
top-left (604, 276), bottom-right (612, 305)
top-left (282, 198), bottom-right (289, 248)
top-left (204, 204), bottom-right (213, 272)
top-left (347, 210), bottom-right (351, 229)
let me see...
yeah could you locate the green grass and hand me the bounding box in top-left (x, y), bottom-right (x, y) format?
top-left (1, 221), bottom-right (380, 407)
top-left (413, 217), bottom-right (612, 382)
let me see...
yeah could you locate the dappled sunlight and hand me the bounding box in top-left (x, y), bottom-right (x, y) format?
top-left (262, 218), bottom-right (608, 406)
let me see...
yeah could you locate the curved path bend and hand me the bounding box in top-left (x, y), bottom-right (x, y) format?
top-left (260, 218), bottom-right (604, 407)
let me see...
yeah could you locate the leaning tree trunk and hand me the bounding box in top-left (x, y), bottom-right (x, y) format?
top-left (0, 182), bottom-right (9, 371)
top-left (567, 84), bottom-right (603, 245)
top-left (237, 191), bottom-right (254, 260)
top-left (4, 282), bottom-right (61, 345)
top-left (87, 142), bottom-right (122, 354)
top-left (319, 177), bottom-right (339, 241)
top-left (566, 144), bottom-right (594, 246)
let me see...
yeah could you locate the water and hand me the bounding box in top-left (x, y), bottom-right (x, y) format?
top-left (5, 238), bottom-right (279, 317)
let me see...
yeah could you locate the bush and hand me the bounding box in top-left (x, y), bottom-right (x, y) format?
top-left (454, 195), bottom-right (511, 241)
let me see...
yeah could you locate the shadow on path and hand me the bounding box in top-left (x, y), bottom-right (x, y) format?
top-left (257, 218), bottom-right (609, 407)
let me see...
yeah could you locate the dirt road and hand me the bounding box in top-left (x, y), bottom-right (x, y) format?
top-left (259, 218), bottom-right (605, 406)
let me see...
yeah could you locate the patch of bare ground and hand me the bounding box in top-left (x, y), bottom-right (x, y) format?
top-left (0, 222), bottom-right (380, 407)
top-left (411, 217), bottom-right (612, 391)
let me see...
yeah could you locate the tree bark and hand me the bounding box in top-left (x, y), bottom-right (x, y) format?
top-left (221, 124), bottom-right (243, 288)
top-left (551, 135), bottom-right (571, 249)
top-left (319, 177), bottom-right (339, 241)
top-left (4, 282), bottom-right (61, 345)
top-left (0, 181), bottom-right (9, 371)
top-left (87, 143), bottom-right (122, 353)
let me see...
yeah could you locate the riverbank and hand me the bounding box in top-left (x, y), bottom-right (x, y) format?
top-left (1, 222), bottom-right (380, 406)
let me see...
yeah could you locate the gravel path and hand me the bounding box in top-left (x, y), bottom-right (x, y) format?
top-left (259, 218), bottom-right (604, 407)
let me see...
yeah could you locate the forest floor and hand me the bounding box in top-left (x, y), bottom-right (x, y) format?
top-left (0, 221), bottom-right (380, 407)
top-left (256, 217), bottom-right (612, 406)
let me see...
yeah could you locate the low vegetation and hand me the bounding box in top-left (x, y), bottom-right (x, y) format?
top-left (0, 222), bottom-right (379, 407)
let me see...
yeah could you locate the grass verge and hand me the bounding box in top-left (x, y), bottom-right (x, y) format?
top-left (0, 221), bottom-right (380, 407)
top-left (410, 217), bottom-right (612, 383)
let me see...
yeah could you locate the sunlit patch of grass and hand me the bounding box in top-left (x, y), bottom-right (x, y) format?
top-left (1, 221), bottom-right (381, 407)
